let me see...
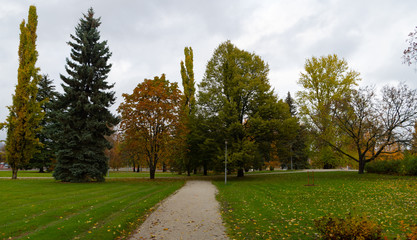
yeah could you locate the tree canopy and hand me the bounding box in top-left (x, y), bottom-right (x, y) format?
top-left (118, 75), bottom-right (182, 179)
top-left (297, 54), bottom-right (360, 168)
top-left (198, 41), bottom-right (297, 176)
top-left (329, 83), bottom-right (417, 173)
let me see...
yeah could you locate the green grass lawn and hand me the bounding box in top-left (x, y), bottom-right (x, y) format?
top-left (214, 172), bottom-right (417, 240)
top-left (0, 178), bottom-right (184, 240)
top-left (0, 170), bottom-right (53, 178)
top-left (0, 169), bottom-right (291, 178)
top-left (0, 170), bottom-right (217, 178)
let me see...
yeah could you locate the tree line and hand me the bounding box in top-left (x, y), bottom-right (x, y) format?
top-left (2, 6), bottom-right (417, 181)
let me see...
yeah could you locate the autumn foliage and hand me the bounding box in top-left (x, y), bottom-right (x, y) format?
top-left (118, 75), bottom-right (182, 179)
top-left (2, 6), bottom-right (43, 179)
top-left (314, 214), bottom-right (384, 240)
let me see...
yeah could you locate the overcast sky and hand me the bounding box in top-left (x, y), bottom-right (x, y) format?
top-left (1, 0), bottom-right (417, 140)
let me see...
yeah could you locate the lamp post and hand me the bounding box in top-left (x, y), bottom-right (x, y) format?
top-left (225, 140), bottom-right (227, 185)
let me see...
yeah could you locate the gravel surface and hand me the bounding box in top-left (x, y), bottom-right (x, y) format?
top-left (129, 180), bottom-right (228, 240)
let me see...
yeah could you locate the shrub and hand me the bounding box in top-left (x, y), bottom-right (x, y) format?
top-left (402, 154), bottom-right (417, 176)
top-left (314, 213), bottom-right (383, 240)
top-left (365, 154), bottom-right (417, 176)
top-left (365, 160), bottom-right (400, 174)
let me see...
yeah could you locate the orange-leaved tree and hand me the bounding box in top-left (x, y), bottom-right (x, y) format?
top-left (118, 74), bottom-right (182, 179)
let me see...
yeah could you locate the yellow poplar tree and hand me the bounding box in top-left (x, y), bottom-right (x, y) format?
top-left (3, 6), bottom-right (43, 179)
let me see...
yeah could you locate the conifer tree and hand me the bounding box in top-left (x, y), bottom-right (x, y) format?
top-left (2, 6), bottom-right (43, 179)
top-left (53, 8), bottom-right (119, 182)
top-left (29, 75), bottom-right (58, 172)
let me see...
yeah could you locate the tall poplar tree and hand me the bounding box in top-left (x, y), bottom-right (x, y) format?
top-left (2, 6), bottom-right (43, 179)
top-left (181, 47), bottom-right (196, 116)
top-left (179, 47), bottom-right (198, 175)
top-left (53, 8), bottom-right (119, 182)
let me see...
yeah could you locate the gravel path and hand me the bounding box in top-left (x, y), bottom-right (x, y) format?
top-left (129, 180), bottom-right (228, 240)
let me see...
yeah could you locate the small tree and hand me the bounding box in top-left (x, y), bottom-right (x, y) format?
top-left (118, 75), bottom-right (182, 179)
top-left (105, 132), bottom-right (124, 171)
top-left (53, 8), bottom-right (119, 182)
top-left (2, 6), bottom-right (43, 179)
top-left (284, 92), bottom-right (309, 169)
top-left (327, 83), bottom-right (417, 173)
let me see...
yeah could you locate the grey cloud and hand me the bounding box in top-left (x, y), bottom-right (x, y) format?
top-left (1, 0), bottom-right (417, 140)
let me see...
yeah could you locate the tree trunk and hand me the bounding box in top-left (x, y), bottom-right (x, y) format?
top-left (187, 165), bottom-right (191, 176)
top-left (203, 163), bottom-right (207, 176)
top-left (136, 165), bottom-right (140, 172)
top-left (162, 162), bottom-right (167, 172)
top-left (193, 167), bottom-right (197, 175)
top-left (237, 168), bottom-right (244, 177)
top-left (39, 167), bottom-right (44, 173)
top-left (12, 168), bottom-right (18, 179)
top-left (132, 163), bottom-right (136, 172)
top-left (358, 159), bottom-right (366, 174)
top-left (150, 166), bottom-right (155, 179)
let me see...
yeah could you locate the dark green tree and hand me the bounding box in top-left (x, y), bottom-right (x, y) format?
top-left (198, 41), bottom-right (293, 177)
top-left (284, 92), bottom-right (309, 169)
top-left (29, 75), bottom-right (58, 172)
top-left (285, 92), bottom-right (297, 116)
top-left (53, 8), bottom-right (119, 182)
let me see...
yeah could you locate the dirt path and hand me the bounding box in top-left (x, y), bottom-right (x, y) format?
top-left (129, 180), bottom-right (228, 240)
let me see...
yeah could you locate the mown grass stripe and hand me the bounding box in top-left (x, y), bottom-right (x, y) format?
top-left (0, 179), bottom-right (184, 240)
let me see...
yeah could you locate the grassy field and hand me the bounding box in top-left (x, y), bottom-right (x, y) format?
top-left (0, 169), bottom-right (291, 178)
top-left (214, 172), bottom-right (417, 239)
top-left (0, 170), bottom-right (184, 178)
top-left (0, 178), bottom-right (184, 240)
top-left (0, 170), bottom-right (221, 178)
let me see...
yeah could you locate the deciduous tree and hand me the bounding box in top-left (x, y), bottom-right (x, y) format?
top-left (118, 75), bottom-right (182, 179)
top-left (53, 8), bottom-right (119, 182)
top-left (178, 47), bottom-right (197, 175)
top-left (2, 6), bottom-right (43, 179)
top-left (105, 132), bottom-right (124, 171)
top-left (297, 54), bottom-right (360, 168)
top-left (199, 41), bottom-right (292, 177)
top-left (328, 83), bottom-right (417, 173)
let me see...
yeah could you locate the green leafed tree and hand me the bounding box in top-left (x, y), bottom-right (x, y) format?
top-left (2, 6), bottom-right (44, 179)
top-left (177, 47), bottom-right (199, 175)
top-left (296, 54), bottom-right (360, 168)
top-left (284, 92), bottom-right (310, 169)
top-left (52, 8), bottom-right (119, 182)
top-left (198, 40), bottom-right (293, 177)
